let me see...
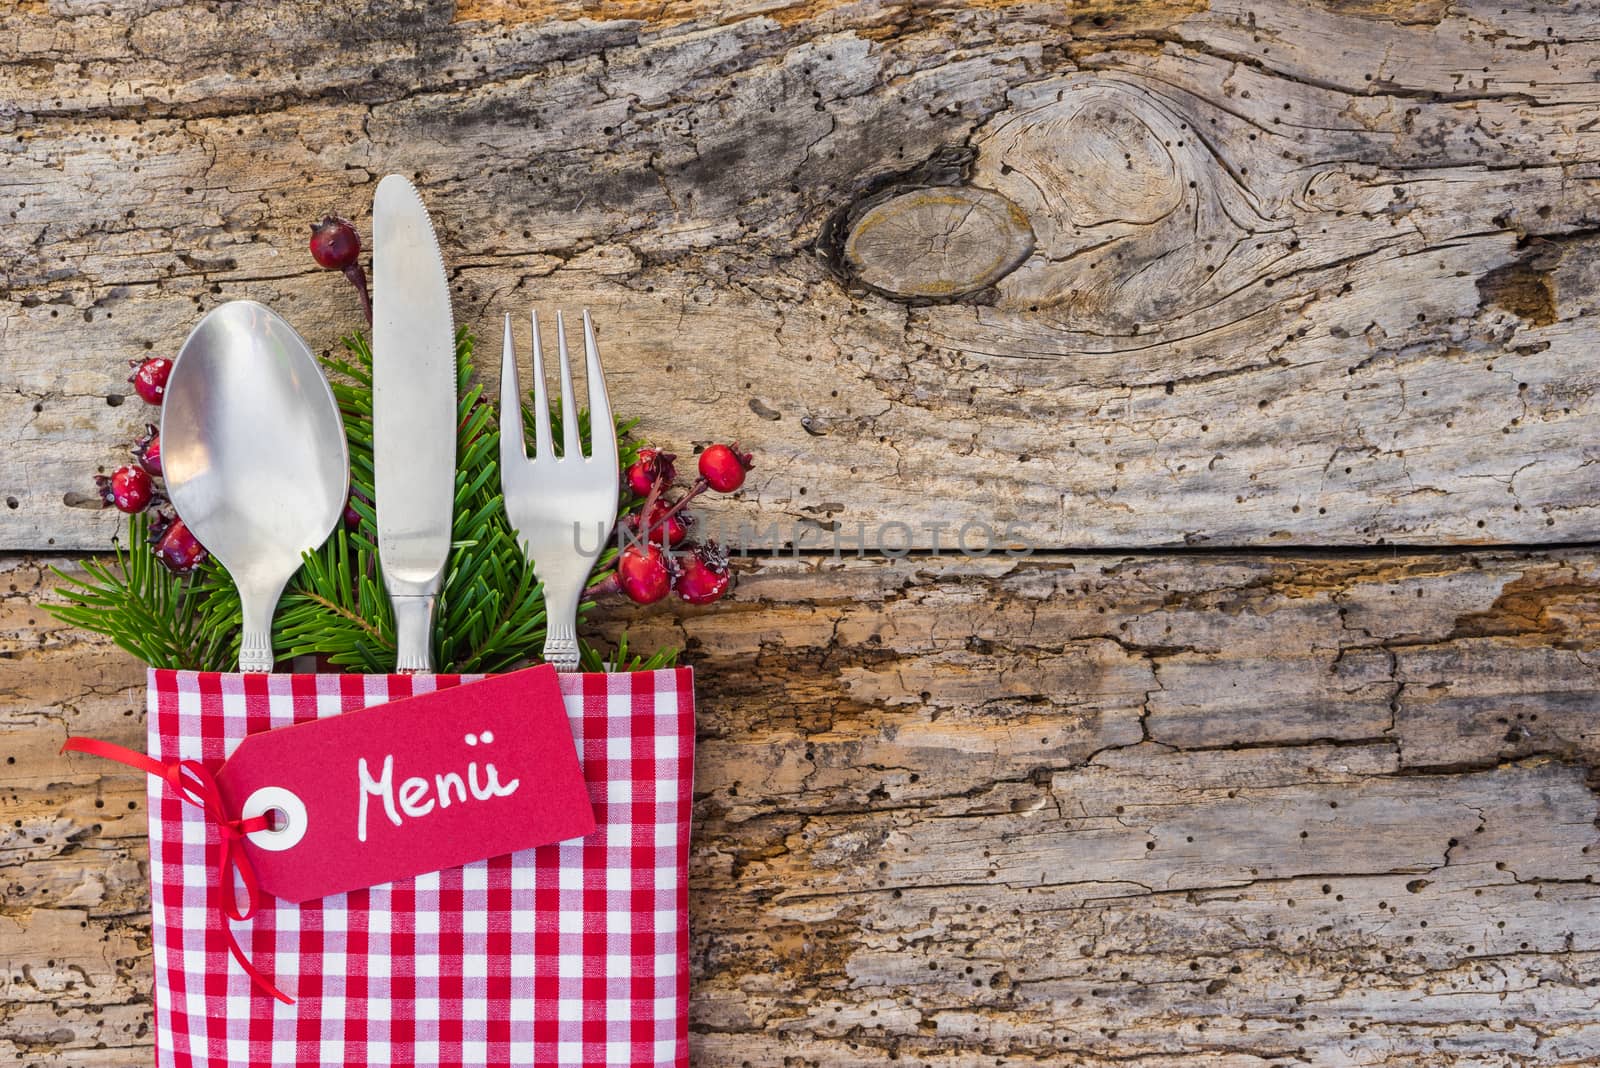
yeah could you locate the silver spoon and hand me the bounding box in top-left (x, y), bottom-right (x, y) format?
top-left (161, 301), bottom-right (349, 672)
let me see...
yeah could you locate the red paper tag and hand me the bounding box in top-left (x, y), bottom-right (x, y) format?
top-left (213, 666), bottom-right (595, 903)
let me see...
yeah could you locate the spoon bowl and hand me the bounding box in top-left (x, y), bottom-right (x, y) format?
top-left (161, 301), bottom-right (348, 671)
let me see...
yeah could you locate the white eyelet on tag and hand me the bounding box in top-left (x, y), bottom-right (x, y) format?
top-left (242, 785), bottom-right (308, 852)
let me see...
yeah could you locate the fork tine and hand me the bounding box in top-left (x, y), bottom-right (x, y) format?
top-left (556, 310), bottom-right (582, 459)
top-left (498, 313), bottom-right (527, 467)
top-left (529, 309), bottom-right (554, 460)
top-left (581, 309), bottom-right (614, 466)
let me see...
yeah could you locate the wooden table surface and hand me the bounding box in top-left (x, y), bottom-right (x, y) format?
top-left (5, 1), bottom-right (1600, 1064)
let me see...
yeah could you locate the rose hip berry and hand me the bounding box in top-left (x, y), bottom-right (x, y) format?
top-left (309, 215), bottom-right (372, 324)
top-left (133, 424), bottom-right (162, 476)
top-left (697, 443), bottom-right (753, 493)
top-left (150, 514), bottom-right (207, 573)
top-left (675, 542), bottom-right (731, 605)
top-left (625, 448), bottom-right (677, 497)
top-left (617, 543), bottom-right (672, 605)
top-left (96, 465), bottom-right (154, 513)
top-left (628, 498), bottom-right (692, 546)
top-left (605, 438), bottom-right (752, 607)
top-left (309, 216), bottom-right (361, 270)
top-left (343, 492), bottom-right (363, 530)
top-left (128, 357), bottom-right (172, 405)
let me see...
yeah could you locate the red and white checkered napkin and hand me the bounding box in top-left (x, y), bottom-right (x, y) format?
top-left (145, 668), bottom-right (694, 1068)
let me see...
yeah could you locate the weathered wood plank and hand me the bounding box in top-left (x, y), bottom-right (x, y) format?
top-left (5, 0), bottom-right (1600, 550)
top-left (6, 549), bottom-right (1599, 1064)
top-left (7, 3), bottom-right (1600, 1067)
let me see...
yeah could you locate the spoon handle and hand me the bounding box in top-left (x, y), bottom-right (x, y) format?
top-left (238, 591), bottom-right (277, 673)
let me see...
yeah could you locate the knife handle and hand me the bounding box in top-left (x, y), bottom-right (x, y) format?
top-left (392, 594), bottom-right (436, 673)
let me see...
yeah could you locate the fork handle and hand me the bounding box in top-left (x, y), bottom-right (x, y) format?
top-left (393, 593), bottom-right (436, 673)
top-left (542, 585), bottom-right (582, 672)
top-left (543, 627), bottom-right (579, 672)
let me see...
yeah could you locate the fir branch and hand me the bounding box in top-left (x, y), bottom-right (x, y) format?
top-left (579, 631), bottom-right (680, 673)
top-left (48, 513), bottom-right (237, 671)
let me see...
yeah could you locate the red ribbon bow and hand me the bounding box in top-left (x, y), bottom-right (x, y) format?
top-left (62, 736), bottom-right (294, 1005)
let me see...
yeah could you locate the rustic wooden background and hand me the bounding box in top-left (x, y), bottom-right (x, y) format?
top-left (5, 0), bottom-right (1600, 1064)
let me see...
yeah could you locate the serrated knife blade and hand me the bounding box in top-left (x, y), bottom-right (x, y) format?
top-left (372, 174), bottom-right (456, 672)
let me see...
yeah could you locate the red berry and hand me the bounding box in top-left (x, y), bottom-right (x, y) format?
top-left (128, 357), bottom-right (172, 405)
top-left (309, 215), bottom-right (372, 323)
top-left (624, 448), bottom-right (677, 497)
top-left (628, 499), bottom-right (692, 546)
top-left (342, 489), bottom-right (370, 530)
top-left (309, 216), bottom-right (361, 271)
top-left (151, 515), bottom-right (207, 574)
top-left (133, 424), bottom-right (162, 476)
top-left (96, 465), bottom-right (153, 513)
top-left (697, 443), bottom-right (753, 493)
top-left (616, 543), bottom-right (671, 605)
top-left (675, 542), bottom-right (731, 605)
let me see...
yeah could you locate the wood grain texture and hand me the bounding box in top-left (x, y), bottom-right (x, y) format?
top-left (5, 0), bottom-right (1600, 550)
top-left (6, 1), bottom-right (1600, 1065)
top-left (7, 550), bottom-right (1600, 1065)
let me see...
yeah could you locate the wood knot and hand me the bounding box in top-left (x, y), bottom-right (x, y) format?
top-left (817, 145), bottom-right (1033, 305)
top-left (842, 187), bottom-right (1035, 301)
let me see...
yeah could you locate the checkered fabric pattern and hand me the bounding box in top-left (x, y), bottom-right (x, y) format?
top-left (145, 668), bottom-right (694, 1068)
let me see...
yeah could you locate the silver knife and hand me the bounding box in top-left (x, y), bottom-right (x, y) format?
top-left (372, 174), bottom-right (456, 672)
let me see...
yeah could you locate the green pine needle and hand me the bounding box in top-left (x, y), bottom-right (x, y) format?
top-left (49, 512), bottom-right (238, 671)
top-left (48, 327), bottom-right (677, 674)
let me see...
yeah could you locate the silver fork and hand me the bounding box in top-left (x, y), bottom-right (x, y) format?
top-left (499, 308), bottom-right (619, 671)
